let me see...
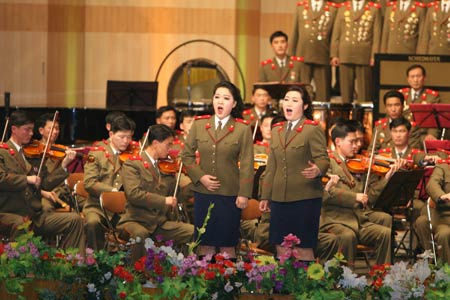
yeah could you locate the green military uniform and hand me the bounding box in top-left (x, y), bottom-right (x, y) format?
top-left (181, 115), bottom-right (254, 197)
top-left (83, 144), bottom-right (124, 250)
top-left (0, 141), bottom-right (84, 249)
top-left (381, 1), bottom-right (426, 54)
top-left (417, 2), bottom-right (450, 55)
top-left (290, 1), bottom-right (339, 101)
top-left (399, 87), bottom-right (441, 141)
top-left (258, 55), bottom-right (303, 83)
top-left (261, 118), bottom-right (329, 201)
top-left (331, 1), bottom-right (382, 103)
top-left (243, 107), bottom-right (267, 128)
top-left (368, 117), bottom-right (424, 151)
top-left (254, 141), bottom-right (270, 155)
top-left (415, 162), bottom-right (450, 264)
top-left (320, 151), bottom-right (392, 264)
top-left (118, 153), bottom-right (193, 261)
top-left (316, 231), bottom-right (340, 263)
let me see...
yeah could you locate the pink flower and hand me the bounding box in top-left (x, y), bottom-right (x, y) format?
top-left (86, 256), bottom-right (96, 265)
top-left (281, 234), bottom-right (301, 249)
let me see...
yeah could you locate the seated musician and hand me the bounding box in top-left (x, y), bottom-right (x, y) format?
top-left (253, 114), bottom-right (274, 155)
top-left (414, 160), bottom-right (450, 264)
top-left (369, 90), bottom-right (423, 151)
top-left (0, 111), bottom-right (84, 250)
top-left (243, 86), bottom-right (272, 128)
top-left (118, 124), bottom-right (193, 262)
top-left (320, 121), bottom-right (399, 265)
top-left (179, 110), bottom-right (196, 143)
top-left (83, 115), bottom-right (135, 251)
top-left (34, 113), bottom-right (81, 212)
top-left (93, 111), bottom-right (126, 147)
top-left (399, 64), bottom-right (441, 146)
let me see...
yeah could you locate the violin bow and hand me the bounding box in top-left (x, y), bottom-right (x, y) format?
top-left (252, 119), bottom-right (259, 141)
top-left (36, 110), bottom-right (59, 178)
top-left (172, 161), bottom-right (188, 222)
top-left (139, 126), bottom-right (151, 155)
top-left (1, 117), bottom-right (9, 143)
top-left (362, 128), bottom-right (378, 197)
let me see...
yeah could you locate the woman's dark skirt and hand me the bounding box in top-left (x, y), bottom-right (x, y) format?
top-left (269, 197), bottom-right (322, 248)
top-left (194, 192), bottom-right (241, 247)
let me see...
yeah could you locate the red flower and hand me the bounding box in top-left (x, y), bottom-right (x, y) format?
top-left (0, 243), bottom-right (4, 255)
top-left (55, 252), bottom-right (65, 259)
top-left (205, 271), bottom-right (216, 280)
top-left (41, 252), bottom-right (49, 261)
top-left (118, 291), bottom-right (127, 299)
top-left (373, 277), bottom-right (383, 290)
top-left (134, 257), bottom-right (146, 272)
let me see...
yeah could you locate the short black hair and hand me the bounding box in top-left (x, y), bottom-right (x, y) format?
top-left (148, 124), bottom-right (175, 144)
top-left (331, 121), bottom-right (357, 144)
top-left (10, 110), bottom-right (33, 128)
top-left (212, 81), bottom-right (244, 119)
top-left (406, 64), bottom-right (426, 77)
top-left (110, 115), bottom-right (136, 133)
top-left (252, 85), bottom-right (270, 95)
top-left (347, 119), bottom-right (365, 134)
top-left (180, 110), bottom-right (197, 124)
top-left (383, 90), bottom-right (405, 106)
top-left (270, 31), bottom-right (288, 44)
top-left (156, 106), bottom-right (177, 119)
top-left (105, 111), bottom-right (126, 125)
top-left (35, 113), bottom-right (57, 131)
top-left (260, 113), bottom-right (275, 125)
top-left (389, 116), bottom-right (411, 132)
top-left (284, 85), bottom-right (313, 120)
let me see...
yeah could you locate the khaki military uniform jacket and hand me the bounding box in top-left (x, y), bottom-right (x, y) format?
top-left (381, 1), bottom-right (426, 54)
top-left (368, 118), bottom-right (423, 151)
top-left (181, 115), bottom-right (254, 197)
top-left (83, 144), bottom-right (123, 210)
top-left (243, 107), bottom-right (267, 128)
top-left (377, 146), bottom-right (426, 165)
top-left (290, 1), bottom-right (339, 65)
top-left (254, 141), bottom-right (270, 155)
top-left (118, 154), bottom-right (170, 231)
top-left (321, 151), bottom-right (389, 233)
top-left (426, 162), bottom-right (450, 215)
top-left (0, 140), bottom-right (68, 225)
top-left (258, 56), bottom-right (303, 83)
top-left (260, 118), bottom-right (329, 202)
top-left (399, 87), bottom-right (441, 140)
top-left (417, 2), bottom-right (450, 55)
top-left (331, 1), bottom-right (382, 64)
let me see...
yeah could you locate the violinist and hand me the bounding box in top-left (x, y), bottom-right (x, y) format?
top-left (320, 121), bottom-right (398, 265)
top-left (83, 115), bottom-right (135, 250)
top-left (179, 110), bottom-right (196, 143)
top-left (243, 86), bottom-right (271, 128)
top-left (0, 111), bottom-right (84, 250)
top-left (254, 114), bottom-right (274, 155)
top-left (32, 113), bottom-right (79, 212)
top-left (118, 124), bottom-right (193, 262)
top-left (93, 111), bottom-right (126, 147)
top-left (368, 90), bottom-right (423, 152)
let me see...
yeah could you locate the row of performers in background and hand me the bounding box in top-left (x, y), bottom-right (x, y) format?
top-left (1, 81), bottom-right (449, 267)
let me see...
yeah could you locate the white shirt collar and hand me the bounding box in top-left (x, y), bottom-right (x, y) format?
top-left (400, 0), bottom-right (411, 9)
top-left (9, 139), bottom-right (21, 152)
top-left (215, 115), bottom-right (231, 129)
top-left (144, 150), bottom-right (157, 167)
top-left (395, 146), bottom-right (408, 157)
top-left (287, 118), bottom-right (301, 129)
top-left (110, 144), bottom-right (121, 155)
top-left (311, 0), bottom-right (324, 10)
top-left (352, 0), bottom-right (364, 10)
top-left (276, 57), bottom-right (287, 67)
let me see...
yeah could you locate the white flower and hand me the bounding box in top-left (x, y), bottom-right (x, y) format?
top-left (417, 249), bottom-right (434, 260)
top-left (224, 281), bottom-right (234, 293)
top-left (338, 266), bottom-right (367, 290)
top-left (412, 259), bottom-right (431, 283)
top-left (135, 236), bottom-right (142, 243)
top-left (434, 268), bottom-right (450, 283)
top-left (104, 271), bottom-right (112, 280)
top-left (144, 237), bottom-right (155, 250)
top-left (86, 283), bottom-right (96, 293)
top-left (211, 292), bottom-right (218, 300)
top-left (234, 282), bottom-right (243, 288)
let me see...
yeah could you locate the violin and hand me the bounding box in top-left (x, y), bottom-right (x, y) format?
top-left (346, 154), bottom-right (391, 177)
top-left (23, 140), bottom-right (85, 160)
top-left (119, 141), bottom-right (140, 162)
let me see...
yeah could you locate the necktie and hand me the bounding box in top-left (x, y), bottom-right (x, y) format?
top-left (412, 92), bottom-right (419, 103)
top-left (154, 160), bottom-right (160, 177)
top-left (280, 60), bottom-right (285, 68)
top-left (315, 2), bottom-right (319, 11)
top-left (17, 147), bottom-right (26, 168)
top-left (285, 122), bottom-right (293, 143)
top-left (398, 152), bottom-right (403, 158)
top-left (215, 120), bottom-right (222, 139)
top-left (443, 3), bottom-right (447, 13)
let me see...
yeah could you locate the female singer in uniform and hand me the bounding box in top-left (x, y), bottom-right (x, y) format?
top-left (259, 85), bottom-right (329, 261)
top-left (181, 81), bottom-right (254, 258)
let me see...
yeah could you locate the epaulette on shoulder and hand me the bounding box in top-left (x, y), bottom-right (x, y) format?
top-left (128, 155), bottom-right (142, 161)
top-left (297, 1), bottom-right (305, 6)
top-left (410, 121), bottom-right (417, 127)
top-left (256, 141), bottom-right (269, 146)
top-left (427, 2), bottom-right (438, 8)
top-left (368, 2), bottom-right (381, 8)
top-left (387, 2), bottom-right (396, 7)
top-left (243, 109), bottom-right (252, 115)
top-left (260, 58), bottom-right (273, 66)
top-left (290, 56), bottom-right (304, 62)
top-left (378, 148), bottom-right (392, 154)
top-left (327, 1), bottom-right (340, 8)
top-left (194, 115), bottom-right (211, 121)
top-left (0, 143), bottom-right (9, 150)
top-left (235, 118), bottom-right (250, 125)
top-left (90, 146), bottom-right (105, 152)
top-left (415, 2), bottom-right (426, 8)
top-left (410, 148), bottom-right (423, 155)
top-left (425, 88), bottom-right (439, 96)
top-left (304, 119), bottom-right (319, 126)
top-left (375, 118), bottom-right (388, 126)
top-left (272, 121), bottom-right (285, 128)
top-left (437, 159), bottom-right (450, 164)
top-left (398, 87), bottom-right (410, 94)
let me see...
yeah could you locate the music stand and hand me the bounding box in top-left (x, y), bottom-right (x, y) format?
top-left (410, 103), bottom-right (450, 129)
top-left (106, 80), bottom-right (158, 111)
top-left (373, 169), bottom-right (426, 259)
